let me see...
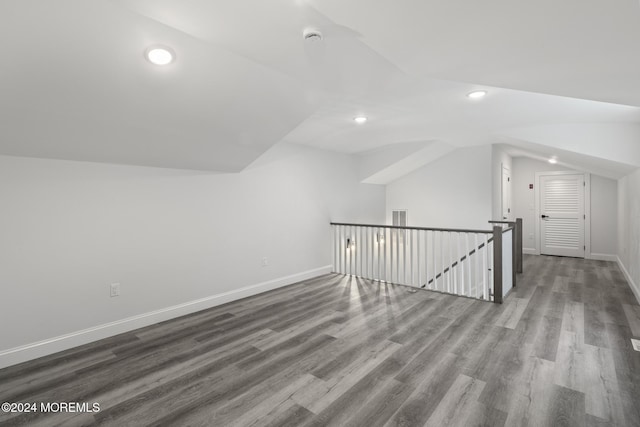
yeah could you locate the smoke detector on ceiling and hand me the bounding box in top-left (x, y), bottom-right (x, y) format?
top-left (303, 28), bottom-right (323, 42)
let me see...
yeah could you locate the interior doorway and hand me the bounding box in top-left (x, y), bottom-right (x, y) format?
top-left (501, 165), bottom-right (511, 221)
top-left (537, 172), bottom-right (586, 258)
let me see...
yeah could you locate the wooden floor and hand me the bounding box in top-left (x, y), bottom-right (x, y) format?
top-left (1, 255), bottom-right (640, 426)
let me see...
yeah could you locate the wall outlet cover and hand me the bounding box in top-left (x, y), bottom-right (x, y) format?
top-left (110, 283), bottom-right (121, 297)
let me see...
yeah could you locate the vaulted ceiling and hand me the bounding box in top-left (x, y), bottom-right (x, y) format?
top-left (1, 0), bottom-right (639, 179)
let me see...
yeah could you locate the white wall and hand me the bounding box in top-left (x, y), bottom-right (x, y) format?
top-left (0, 143), bottom-right (385, 366)
top-left (618, 168), bottom-right (640, 302)
top-left (590, 175), bottom-right (617, 256)
top-left (491, 145), bottom-right (513, 221)
top-left (386, 145), bottom-right (493, 230)
top-left (512, 157), bottom-right (617, 258)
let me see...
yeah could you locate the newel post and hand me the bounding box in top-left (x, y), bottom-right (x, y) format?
top-left (516, 218), bottom-right (523, 274)
top-left (493, 226), bottom-right (503, 303)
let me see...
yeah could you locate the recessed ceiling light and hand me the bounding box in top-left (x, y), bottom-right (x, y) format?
top-left (354, 116), bottom-right (368, 124)
top-left (145, 46), bottom-right (175, 66)
top-left (467, 90), bottom-right (487, 99)
top-left (548, 158), bottom-right (558, 164)
top-left (303, 28), bottom-right (323, 42)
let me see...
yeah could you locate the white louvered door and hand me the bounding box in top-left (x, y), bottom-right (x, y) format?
top-left (540, 174), bottom-right (585, 258)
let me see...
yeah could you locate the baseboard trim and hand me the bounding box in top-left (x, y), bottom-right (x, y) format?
top-left (589, 253), bottom-right (618, 262)
top-left (523, 248), bottom-right (537, 255)
top-left (617, 256), bottom-right (640, 305)
top-left (0, 265), bottom-right (333, 369)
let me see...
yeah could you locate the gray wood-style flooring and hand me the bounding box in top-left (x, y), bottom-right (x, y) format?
top-left (1, 255), bottom-right (639, 426)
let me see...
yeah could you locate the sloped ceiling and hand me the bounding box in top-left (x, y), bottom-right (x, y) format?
top-left (0, 0), bottom-right (638, 175)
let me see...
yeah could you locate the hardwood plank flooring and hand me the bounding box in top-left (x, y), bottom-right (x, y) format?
top-left (1, 255), bottom-right (639, 426)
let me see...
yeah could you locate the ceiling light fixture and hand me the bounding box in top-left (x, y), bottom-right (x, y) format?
top-left (145, 46), bottom-right (175, 66)
top-left (548, 158), bottom-right (558, 164)
top-left (467, 90), bottom-right (487, 99)
top-left (354, 116), bottom-right (368, 124)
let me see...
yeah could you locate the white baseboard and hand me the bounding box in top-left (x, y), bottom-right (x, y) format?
top-left (589, 253), bottom-right (618, 262)
top-left (617, 256), bottom-right (640, 305)
top-left (0, 265), bottom-right (333, 370)
top-left (522, 249), bottom-right (617, 262)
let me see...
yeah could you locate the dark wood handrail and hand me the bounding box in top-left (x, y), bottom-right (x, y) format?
top-left (488, 221), bottom-right (515, 234)
top-left (330, 222), bottom-right (492, 234)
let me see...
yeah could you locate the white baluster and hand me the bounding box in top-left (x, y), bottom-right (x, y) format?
top-left (365, 227), bottom-right (370, 279)
top-left (348, 225), bottom-right (352, 276)
top-left (382, 227), bottom-right (386, 282)
top-left (337, 225), bottom-right (341, 274)
top-left (488, 238), bottom-right (494, 301)
top-left (424, 230), bottom-right (429, 289)
top-left (432, 232), bottom-right (436, 290)
top-left (444, 232), bottom-right (449, 293)
top-left (404, 229), bottom-right (408, 285)
top-left (353, 226), bottom-right (357, 277)
top-left (354, 226), bottom-right (358, 276)
top-left (359, 226), bottom-right (363, 277)
top-left (467, 233), bottom-right (472, 297)
top-left (482, 234), bottom-right (488, 300)
top-left (339, 225), bottom-right (344, 274)
top-left (457, 232), bottom-right (462, 295)
top-left (452, 232), bottom-right (457, 294)
top-left (353, 226), bottom-right (357, 276)
top-left (376, 228), bottom-right (380, 281)
top-left (463, 233), bottom-right (469, 297)
top-left (417, 230), bottom-right (421, 288)
top-left (382, 228), bottom-right (387, 282)
top-left (388, 228), bottom-right (391, 283)
top-left (395, 229), bottom-right (400, 284)
top-left (475, 234), bottom-right (480, 299)
top-left (371, 227), bottom-right (375, 281)
top-left (345, 225), bottom-right (349, 275)
top-left (389, 228), bottom-right (393, 283)
top-left (409, 229), bottom-right (414, 286)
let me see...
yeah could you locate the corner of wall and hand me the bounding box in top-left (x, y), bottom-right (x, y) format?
top-left (617, 256), bottom-right (640, 304)
top-left (616, 168), bottom-right (639, 304)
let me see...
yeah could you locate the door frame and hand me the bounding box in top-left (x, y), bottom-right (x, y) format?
top-left (501, 164), bottom-right (511, 221)
top-left (534, 171), bottom-right (591, 258)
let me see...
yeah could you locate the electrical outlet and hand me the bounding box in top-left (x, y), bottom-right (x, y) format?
top-left (110, 283), bottom-right (120, 297)
top-left (261, 257), bottom-right (269, 267)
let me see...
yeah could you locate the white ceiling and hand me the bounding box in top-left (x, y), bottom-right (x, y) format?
top-left (0, 0), bottom-right (639, 177)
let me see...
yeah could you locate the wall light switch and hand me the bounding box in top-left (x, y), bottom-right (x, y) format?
top-left (261, 257), bottom-right (269, 267)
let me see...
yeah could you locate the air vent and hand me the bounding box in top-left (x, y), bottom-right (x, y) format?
top-left (392, 210), bottom-right (408, 227)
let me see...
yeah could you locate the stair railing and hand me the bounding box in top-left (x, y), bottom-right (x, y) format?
top-left (330, 220), bottom-right (522, 303)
